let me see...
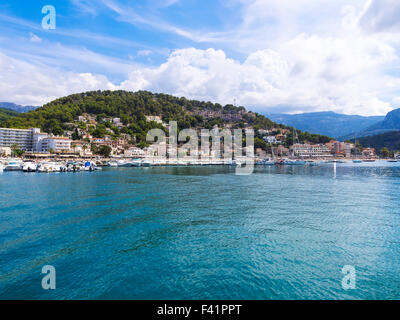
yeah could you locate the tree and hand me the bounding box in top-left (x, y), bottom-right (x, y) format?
top-left (11, 144), bottom-right (24, 157)
top-left (380, 147), bottom-right (390, 158)
top-left (98, 145), bottom-right (112, 157)
top-left (71, 128), bottom-right (81, 140)
top-left (254, 137), bottom-right (267, 150)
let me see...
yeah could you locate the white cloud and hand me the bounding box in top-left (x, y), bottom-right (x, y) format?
top-left (29, 32), bottom-right (42, 43)
top-left (0, 52), bottom-right (115, 106)
top-left (358, 0), bottom-right (400, 33)
top-left (2, 0), bottom-right (400, 116)
top-left (118, 43), bottom-right (397, 116)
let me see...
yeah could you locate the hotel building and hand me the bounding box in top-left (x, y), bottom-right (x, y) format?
top-left (0, 127), bottom-right (71, 152)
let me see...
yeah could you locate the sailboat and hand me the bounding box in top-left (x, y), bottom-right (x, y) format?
top-left (352, 134), bottom-right (363, 163)
top-left (286, 128), bottom-right (305, 165)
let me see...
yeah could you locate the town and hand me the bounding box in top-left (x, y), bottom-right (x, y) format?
top-left (0, 111), bottom-right (396, 170)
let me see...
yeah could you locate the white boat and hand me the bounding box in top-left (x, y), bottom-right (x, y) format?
top-left (131, 159), bottom-right (142, 167)
top-left (37, 162), bottom-right (52, 173)
top-left (231, 160), bottom-right (241, 167)
top-left (263, 158), bottom-right (275, 166)
top-left (388, 159), bottom-right (398, 163)
top-left (117, 160), bottom-right (133, 167)
top-left (5, 159), bottom-right (23, 171)
top-left (23, 161), bottom-right (37, 172)
top-left (141, 160), bottom-right (152, 167)
top-left (0, 163), bottom-right (4, 173)
top-left (283, 159), bottom-right (306, 165)
top-left (107, 160), bottom-right (118, 167)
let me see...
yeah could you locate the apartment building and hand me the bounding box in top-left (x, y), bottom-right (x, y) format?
top-left (0, 127), bottom-right (34, 150)
top-left (0, 127), bottom-right (71, 152)
top-left (291, 143), bottom-right (331, 158)
top-left (38, 137), bottom-right (72, 153)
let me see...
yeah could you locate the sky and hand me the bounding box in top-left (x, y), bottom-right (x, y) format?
top-left (1, 0), bottom-right (400, 116)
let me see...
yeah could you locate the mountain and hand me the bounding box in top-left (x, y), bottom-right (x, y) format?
top-left (340, 108), bottom-right (400, 140)
top-left (357, 130), bottom-right (400, 152)
top-left (0, 107), bottom-right (20, 122)
top-left (266, 111), bottom-right (384, 138)
top-left (0, 90), bottom-right (332, 146)
top-left (0, 102), bottom-right (38, 113)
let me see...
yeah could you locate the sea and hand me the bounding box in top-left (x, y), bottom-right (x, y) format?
top-left (1, 161), bottom-right (400, 299)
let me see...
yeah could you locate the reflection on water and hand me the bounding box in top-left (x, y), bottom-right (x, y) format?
top-left (1, 162), bottom-right (400, 299)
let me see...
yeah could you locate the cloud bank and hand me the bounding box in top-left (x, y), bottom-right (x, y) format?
top-left (1, 0), bottom-right (400, 116)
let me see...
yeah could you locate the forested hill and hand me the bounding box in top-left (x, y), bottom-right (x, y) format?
top-left (357, 131), bottom-right (400, 152)
top-left (0, 107), bottom-right (19, 122)
top-left (1, 90), bottom-right (331, 144)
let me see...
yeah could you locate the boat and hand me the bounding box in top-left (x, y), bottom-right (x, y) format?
top-left (37, 162), bottom-right (53, 173)
top-left (22, 161), bottom-right (37, 172)
top-left (307, 160), bottom-right (318, 166)
top-left (387, 159), bottom-right (398, 163)
top-left (231, 160), bottom-right (241, 167)
top-left (364, 159), bottom-right (376, 162)
top-left (107, 160), bottom-right (118, 167)
top-left (131, 159), bottom-right (142, 167)
top-left (329, 159), bottom-right (345, 163)
top-left (259, 158), bottom-right (275, 166)
top-left (353, 160), bottom-right (363, 163)
top-left (117, 160), bottom-right (133, 167)
top-left (0, 163), bottom-right (4, 173)
top-left (141, 159), bottom-right (152, 167)
top-left (5, 159), bottom-right (23, 171)
top-left (283, 159), bottom-right (306, 165)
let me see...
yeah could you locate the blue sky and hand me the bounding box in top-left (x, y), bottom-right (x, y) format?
top-left (1, 0), bottom-right (400, 116)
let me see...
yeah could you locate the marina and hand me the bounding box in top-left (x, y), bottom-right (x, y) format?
top-left (1, 157), bottom-right (398, 173)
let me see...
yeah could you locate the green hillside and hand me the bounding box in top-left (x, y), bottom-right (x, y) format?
top-left (0, 107), bottom-right (19, 122)
top-left (0, 90), bottom-right (331, 146)
top-left (358, 131), bottom-right (400, 153)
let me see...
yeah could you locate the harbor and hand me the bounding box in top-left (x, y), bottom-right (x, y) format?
top-left (1, 156), bottom-right (399, 173)
top-left (2, 162), bottom-right (400, 300)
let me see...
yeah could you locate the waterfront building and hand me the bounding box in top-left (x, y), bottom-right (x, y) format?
top-left (0, 127), bottom-right (35, 150)
top-left (291, 143), bottom-right (331, 158)
top-left (0, 127), bottom-right (71, 152)
top-left (362, 148), bottom-right (376, 158)
top-left (38, 136), bottom-right (72, 153)
top-left (0, 146), bottom-right (11, 157)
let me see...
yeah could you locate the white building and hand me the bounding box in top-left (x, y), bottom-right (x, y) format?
top-left (38, 137), bottom-right (72, 153)
top-left (0, 127), bottom-right (35, 150)
top-left (0, 146), bottom-right (11, 157)
top-left (0, 127), bottom-right (71, 152)
top-left (264, 136), bottom-right (277, 143)
top-left (291, 144), bottom-right (331, 158)
top-left (146, 115), bottom-right (163, 124)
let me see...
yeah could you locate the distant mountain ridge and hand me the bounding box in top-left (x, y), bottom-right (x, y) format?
top-left (266, 111), bottom-right (384, 138)
top-left (0, 102), bottom-right (38, 113)
top-left (340, 107), bottom-right (400, 140)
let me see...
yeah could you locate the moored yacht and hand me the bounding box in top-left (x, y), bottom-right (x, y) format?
top-left (5, 159), bottom-right (23, 171)
top-left (107, 160), bottom-right (118, 167)
top-left (23, 161), bottom-right (37, 172)
top-left (131, 159), bottom-right (142, 167)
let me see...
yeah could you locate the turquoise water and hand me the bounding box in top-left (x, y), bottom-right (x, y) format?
top-left (1, 162), bottom-right (400, 299)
